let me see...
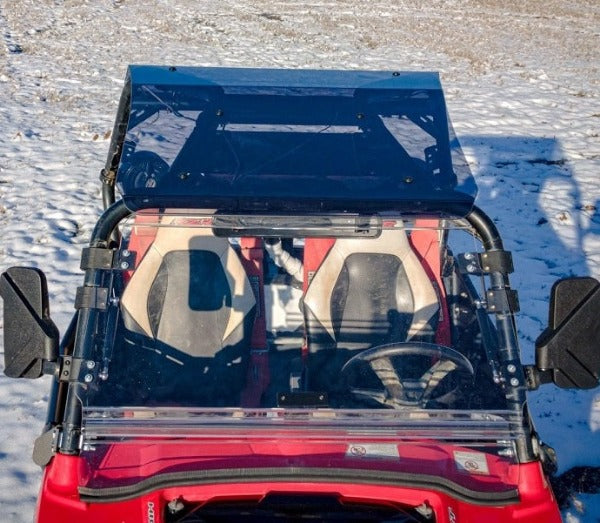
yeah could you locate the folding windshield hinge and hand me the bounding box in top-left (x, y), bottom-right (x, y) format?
top-left (80, 247), bottom-right (136, 271)
top-left (486, 288), bottom-right (520, 313)
top-left (458, 250), bottom-right (514, 276)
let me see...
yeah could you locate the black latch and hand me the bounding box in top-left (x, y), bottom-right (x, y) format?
top-left (277, 391), bottom-right (328, 408)
top-left (486, 288), bottom-right (520, 313)
top-left (75, 286), bottom-right (109, 310)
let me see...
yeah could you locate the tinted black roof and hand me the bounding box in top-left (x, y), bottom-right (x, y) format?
top-left (114, 66), bottom-right (476, 214)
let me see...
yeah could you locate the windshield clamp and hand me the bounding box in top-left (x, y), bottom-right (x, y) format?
top-left (458, 251), bottom-right (514, 275)
top-left (80, 247), bottom-right (136, 271)
top-left (478, 250), bottom-right (514, 274)
top-left (80, 247), bottom-right (115, 270)
top-left (58, 355), bottom-right (99, 384)
top-left (75, 286), bottom-right (109, 310)
top-left (486, 289), bottom-right (520, 313)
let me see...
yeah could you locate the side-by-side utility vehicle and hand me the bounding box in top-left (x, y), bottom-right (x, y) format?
top-left (2, 66), bottom-right (599, 522)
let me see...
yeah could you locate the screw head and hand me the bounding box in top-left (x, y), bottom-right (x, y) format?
top-left (86, 360), bottom-right (96, 370)
top-left (120, 261), bottom-right (130, 270)
top-left (510, 378), bottom-right (519, 387)
top-left (84, 374), bottom-right (94, 383)
top-left (507, 364), bottom-right (517, 373)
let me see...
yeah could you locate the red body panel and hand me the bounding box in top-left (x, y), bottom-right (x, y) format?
top-left (36, 443), bottom-right (561, 522)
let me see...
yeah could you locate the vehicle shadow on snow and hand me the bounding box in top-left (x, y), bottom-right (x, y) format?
top-left (460, 135), bottom-right (600, 508)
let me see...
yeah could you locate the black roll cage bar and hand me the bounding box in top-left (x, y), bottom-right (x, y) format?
top-left (56, 194), bottom-right (534, 463)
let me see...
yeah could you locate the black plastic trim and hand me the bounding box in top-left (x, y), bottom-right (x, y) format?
top-left (78, 466), bottom-right (520, 506)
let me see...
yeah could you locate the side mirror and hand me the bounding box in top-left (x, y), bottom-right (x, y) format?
top-left (535, 277), bottom-right (600, 389)
top-left (0, 267), bottom-right (59, 378)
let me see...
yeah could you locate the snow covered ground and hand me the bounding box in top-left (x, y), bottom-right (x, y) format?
top-left (0, 0), bottom-right (598, 520)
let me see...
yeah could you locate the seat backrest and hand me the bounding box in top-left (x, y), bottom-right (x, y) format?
top-left (303, 228), bottom-right (439, 352)
top-left (121, 220), bottom-right (256, 359)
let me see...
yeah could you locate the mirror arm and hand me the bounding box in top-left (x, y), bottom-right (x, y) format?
top-left (41, 360), bottom-right (60, 379)
top-left (523, 365), bottom-right (554, 391)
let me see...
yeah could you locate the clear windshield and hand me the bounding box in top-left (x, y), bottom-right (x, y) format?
top-left (85, 212), bottom-right (512, 414)
top-left (78, 211), bottom-right (524, 497)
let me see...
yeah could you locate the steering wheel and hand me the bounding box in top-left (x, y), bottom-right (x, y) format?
top-left (124, 151), bottom-right (170, 189)
top-left (340, 342), bottom-right (475, 408)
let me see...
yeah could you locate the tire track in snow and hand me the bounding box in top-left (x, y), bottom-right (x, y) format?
top-left (0, 4), bottom-right (23, 58)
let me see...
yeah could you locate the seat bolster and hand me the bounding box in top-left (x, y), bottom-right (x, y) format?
top-left (303, 247), bottom-right (346, 341)
top-left (400, 249), bottom-right (439, 340)
top-left (221, 247), bottom-right (256, 344)
top-left (121, 245), bottom-right (164, 337)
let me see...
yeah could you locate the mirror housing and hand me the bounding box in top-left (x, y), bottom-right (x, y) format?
top-left (0, 267), bottom-right (59, 379)
top-left (535, 277), bottom-right (600, 389)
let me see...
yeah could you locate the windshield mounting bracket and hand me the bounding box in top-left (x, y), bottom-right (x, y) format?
top-left (457, 250), bottom-right (514, 276)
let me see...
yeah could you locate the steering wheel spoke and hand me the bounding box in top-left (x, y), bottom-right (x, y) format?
top-left (341, 342), bottom-right (474, 408)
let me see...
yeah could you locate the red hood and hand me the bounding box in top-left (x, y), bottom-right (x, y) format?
top-left (80, 436), bottom-right (518, 500)
top-left (37, 438), bottom-right (561, 523)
